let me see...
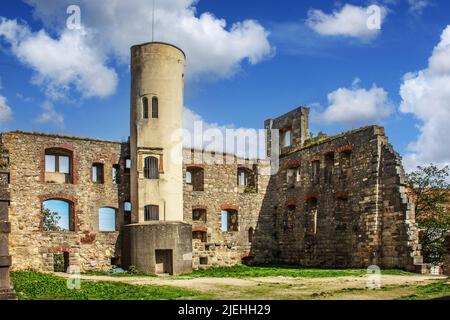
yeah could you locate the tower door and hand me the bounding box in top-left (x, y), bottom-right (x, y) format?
top-left (155, 250), bottom-right (173, 275)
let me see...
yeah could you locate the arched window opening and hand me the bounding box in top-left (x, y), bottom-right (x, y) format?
top-left (144, 156), bottom-right (159, 179)
top-left (99, 207), bottom-right (117, 232)
top-left (142, 97), bottom-right (149, 119)
top-left (152, 96), bottom-right (158, 118)
top-left (42, 199), bottom-right (74, 232)
top-left (248, 227), bottom-right (254, 243)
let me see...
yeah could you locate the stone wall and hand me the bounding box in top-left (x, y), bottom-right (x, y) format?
top-left (0, 144), bottom-right (16, 299)
top-left (1, 123), bottom-right (422, 273)
top-left (251, 125), bottom-right (422, 270)
top-left (1, 132), bottom-right (130, 272)
top-left (443, 233), bottom-right (450, 276)
top-left (183, 149), bottom-right (271, 269)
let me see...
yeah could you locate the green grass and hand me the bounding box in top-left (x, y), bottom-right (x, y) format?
top-left (182, 265), bottom-right (415, 278)
top-left (11, 271), bottom-right (207, 300)
top-left (400, 280), bottom-right (450, 300)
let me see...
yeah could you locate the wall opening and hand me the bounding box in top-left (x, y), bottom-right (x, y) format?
top-left (155, 250), bottom-right (173, 275)
top-left (199, 257), bottom-right (208, 265)
top-left (124, 201), bottom-right (132, 225)
top-left (144, 205), bottom-right (159, 221)
top-left (92, 163), bottom-right (104, 184)
top-left (53, 252), bottom-right (69, 273)
top-left (142, 97), bottom-right (149, 119)
top-left (42, 199), bottom-right (75, 232)
top-left (186, 167), bottom-right (204, 191)
top-left (45, 148), bottom-right (73, 184)
top-left (221, 209), bottom-right (238, 232)
top-left (324, 152), bottom-right (334, 184)
top-left (152, 97), bottom-right (159, 118)
top-left (193, 230), bottom-right (207, 243)
top-left (99, 207), bottom-right (117, 232)
top-left (112, 164), bottom-right (120, 184)
top-left (144, 156), bottom-right (159, 179)
top-left (192, 208), bottom-right (207, 222)
top-left (248, 227), bottom-right (254, 243)
top-left (306, 198), bottom-right (318, 235)
top-left (311, 160), bottom-right (320, 185)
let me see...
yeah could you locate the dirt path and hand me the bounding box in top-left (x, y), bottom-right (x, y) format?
top-left (55, 273), bottom-right (448, 300)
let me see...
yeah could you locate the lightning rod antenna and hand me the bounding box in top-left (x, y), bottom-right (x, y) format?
top-left (152, 0), bottom-right (155, 42)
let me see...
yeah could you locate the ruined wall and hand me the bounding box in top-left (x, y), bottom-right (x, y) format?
top-left (443, 233), bottom-right (450, 276)
top-left (183, 150), bottom-right (270, 269)
top-left (1, 132), bottom-right (130, 272)
top-left (252, 126), bottom-right (422, 270)
top-left (0, 144), bottom-right (16, 299)
top-left (379, 141), bottom-right (422, 271)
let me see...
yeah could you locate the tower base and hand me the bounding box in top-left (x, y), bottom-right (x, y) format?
top-left (0, 288), bottom-right (17, 300)
top-left (122, 222), bottom-right (192, 275)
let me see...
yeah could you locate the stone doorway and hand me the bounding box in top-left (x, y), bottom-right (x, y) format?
top-left (53, 252), bottom-right (70, 273)
top-left (155, 250), bottom-right (173, 275)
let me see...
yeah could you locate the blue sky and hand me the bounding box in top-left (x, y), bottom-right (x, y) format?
top-left (0, 0), bottom-right (449, 171)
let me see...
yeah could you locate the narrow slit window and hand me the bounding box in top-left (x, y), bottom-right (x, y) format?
top-left (152, 97), bottom-right (158, 118)
top-left (142, 97), bottom-right (149, 119)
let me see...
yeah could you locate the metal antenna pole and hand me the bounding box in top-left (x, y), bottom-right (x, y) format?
top-left (152, 0), bottom-right (155, 42)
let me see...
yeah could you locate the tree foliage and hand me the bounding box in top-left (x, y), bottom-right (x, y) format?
top-left (43, 208), bottom-right (62, 232)
top-left (407, 164), bottom-right (450, 265)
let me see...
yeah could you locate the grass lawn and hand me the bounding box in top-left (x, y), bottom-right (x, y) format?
top-left (11, 271), bottom-right (207, 300)
top-left (183, 265), bottom-right (415, 278)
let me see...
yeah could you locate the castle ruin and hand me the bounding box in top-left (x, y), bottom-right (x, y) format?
top-left (0, 42), bottom-right (423, 281)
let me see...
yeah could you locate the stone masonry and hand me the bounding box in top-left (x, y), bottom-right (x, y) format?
top-left (0, 145), bottom-right (16, 299)
top-left (0, 106), bottom-right (423, 273)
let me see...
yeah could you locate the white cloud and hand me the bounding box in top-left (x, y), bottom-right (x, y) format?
top-left (0, 95), bottom-right (13, 123)
top-left (23, 0), bottom-right (273, 80)
top-left (408, 0), bottom-right (431, 15)
top-left (183, 108), bottom-right (265, 159)
top-left (0, 18), bottom-right (118, 99)
top-left (34, 100), bottom-right (64, 127)
top-left (320, 79), bottom-right (394, 126)
top-left (400, 25), bottom-right (450, 170)
top-left (306, 4), bottom-right (387, 41)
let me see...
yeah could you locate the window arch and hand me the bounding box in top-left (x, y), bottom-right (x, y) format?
top-left (42, 199), bottom-right (74, 232)
top-left (142, 97), bottom-right (149, 119)
top-left (144, 156), bottom-right (159, 179)
top-left (152, 96), bottom-right (158, 118)
top-left (99, 207), bottom-right (117, 232)
top-left (248, 227), bottom-right (254, 243)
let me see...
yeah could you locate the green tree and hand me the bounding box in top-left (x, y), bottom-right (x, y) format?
top-left (407, 164), bottom-right (450, 265)
top-left (43, 208), bottom-right (62, 232)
